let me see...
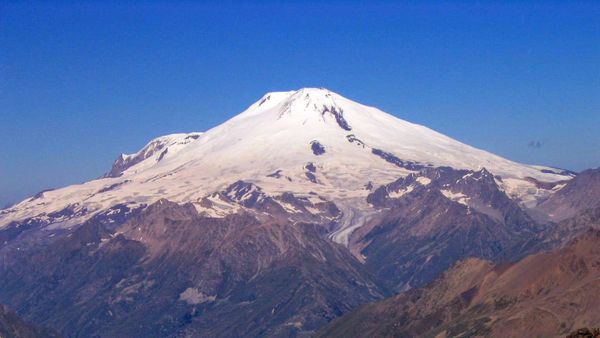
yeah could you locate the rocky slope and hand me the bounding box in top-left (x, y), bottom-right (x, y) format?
top-left (317, 228), bottom-right (600, 338)
top-left (354, 166), bottom-right (541, 291)
top-left (534, 168), bottom-right (600, 221)
top-left (0, 304), bottom-right (59, 338)
top-left (0, 189), bottom-right (384, 337)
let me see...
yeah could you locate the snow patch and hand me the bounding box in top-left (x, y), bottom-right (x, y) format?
top-left (179, 288), bottom-right (216, 305)
top-left (388, 185), bottom-right (414, 198)
top-left (440, 189), bottom-right (469, 206)
top-left (416, 176), bottom-right (431, 185)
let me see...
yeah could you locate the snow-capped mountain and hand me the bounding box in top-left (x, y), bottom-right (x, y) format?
top-left (2, 88), bottom-right (595, 338)
top-left (0, 88), bottom-right (572, 239)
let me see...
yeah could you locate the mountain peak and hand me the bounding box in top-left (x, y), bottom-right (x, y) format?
top-left (237, 87), bottom-right (354, 131)
top-left (263, 87), bottom-right (332, 99)
top-left (277, 88), bottom-right (352, 130)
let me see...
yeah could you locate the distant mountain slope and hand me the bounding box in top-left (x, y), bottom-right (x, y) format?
top-left (534, 168), bottom-right (600, 221)
top-left (316, 228), bottom-right (600, 338)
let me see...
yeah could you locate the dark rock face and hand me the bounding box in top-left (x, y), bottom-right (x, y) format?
top-left (0, 304), bottom-right (60, 338)
top-left (98, 180), bottom-right (130, 194)
top-left (362, 192), bottom-right (529, 290)
top-left (185, 134), bottom-right (200, 140)
top-left (266, 170), bottom-right (292, 182)
top-left (47, 203), bottom-right (88, 219)
top-left (540, 167), bottom-right (578, 176)
top-left (449, 168), bottom-right (533, 226)
top-left (567, 328), bottom-right (600, 338)
top-left (305, 163), bottom-right (319, 183)
top-left (156, 148), bottom-right (168, 162)
top-left (368, 167), bottom-right (531, 226)
top-left (306, 172), bottom-right (318, 183)
top-left (359, 166), bottom-right (537, 291)
top-left (321, 105), bottom-right (352, 131)
top-left (258, 94), bottom-right (271, 106)
top-left (220, 181), bottom-right (297, 218)
top-left (0, 199), bottom-right (383, 338)
top-left (222, 180), bottom-right (266, 208)
top-left (346, 134), bottom-right (366, 148)
top-left (310, 140), bottom-right (326, 155)
top-left (371, 148), bottom-right (425, 171)
top-left (267, 169), bottom-right (283, 178)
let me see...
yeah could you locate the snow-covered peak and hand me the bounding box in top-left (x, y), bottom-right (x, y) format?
top-left (277, 88), bottom-right (338, 112)
top-left (235, 88), bottom-right (330, 115)
top-left (1, 88), bottom-right (574, 231)
top-left (277, 88), bottom-right (352, 130)
top-left (232, 88), bottom-right (359, 130)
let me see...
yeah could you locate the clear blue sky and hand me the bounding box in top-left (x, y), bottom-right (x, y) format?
top-left (0, 1), bottom-right (599, 207)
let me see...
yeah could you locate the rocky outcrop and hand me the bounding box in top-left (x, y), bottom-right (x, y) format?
top-left (371, 148), bottom-right (425, 171)
top-left (567, 328), bottom-right (600, 338)
top-left (310, 140), bottom-right (326, 155)
top-left (321, 105), bottom-right (352, 131)
top-left (104, 133), bottom-right (201, 178)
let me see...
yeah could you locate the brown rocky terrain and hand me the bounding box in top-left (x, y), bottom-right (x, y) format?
top-left (0, 196), bottom-right (384, 338)
top-left (317, 228), bottom-right (600, 338)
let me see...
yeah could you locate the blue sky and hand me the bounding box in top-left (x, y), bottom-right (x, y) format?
top-left (0, 1), bottom-right (599, 207)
